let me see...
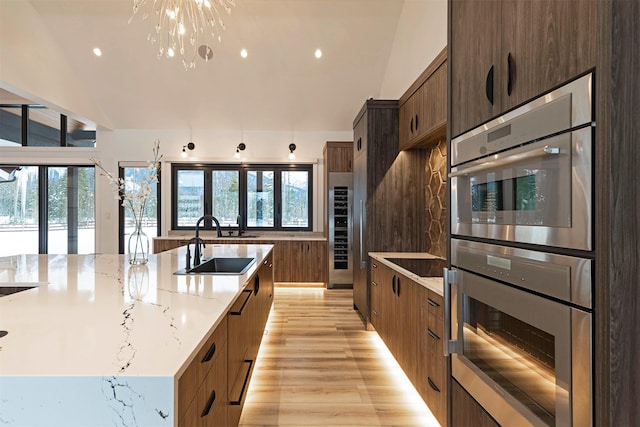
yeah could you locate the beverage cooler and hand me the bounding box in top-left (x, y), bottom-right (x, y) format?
top-left (327, 172), bottom-right (353, 288)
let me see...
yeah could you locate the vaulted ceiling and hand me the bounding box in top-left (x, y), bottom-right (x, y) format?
top-left (7, 0), bottom-right (408, 132)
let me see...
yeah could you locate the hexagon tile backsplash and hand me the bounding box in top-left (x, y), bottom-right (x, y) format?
top-left (425, 139), bottom-right (447, 259)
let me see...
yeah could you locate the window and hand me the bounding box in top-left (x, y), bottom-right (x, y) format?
top-left (0, 104), bottom-right (96, 147)
top-left (0, 165), bottom-right (95, 256)
top-left (118, 165), bottom-right (161, 254)
top-left (172, 164), bottom-right (312, 231)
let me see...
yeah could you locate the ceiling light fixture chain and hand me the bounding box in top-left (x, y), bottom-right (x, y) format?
top-left (129, 0), bottom-right (236, 70)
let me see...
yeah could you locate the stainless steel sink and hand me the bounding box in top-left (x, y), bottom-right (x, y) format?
top-left (174, 257), bottom-right (256, 275)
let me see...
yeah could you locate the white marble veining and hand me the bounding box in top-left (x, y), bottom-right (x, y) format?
top-left (368, 252), bottom-right (445, 295)
top-left (0, 244), bottom-right (273, 426)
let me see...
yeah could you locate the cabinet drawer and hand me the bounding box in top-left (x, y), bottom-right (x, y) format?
top-left (179, 340), bottom-right (228, 427)
top-left (426, 349), bottom-right (447, 427)
top-left (427, 311), bottom-right (443, 350)
top-left (178, 317), bottom-right (228, 421)
top-left (426, 290), bottom-right (444, 320)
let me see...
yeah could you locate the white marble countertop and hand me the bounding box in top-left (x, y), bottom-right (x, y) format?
top-left (0, 244), bottom-right (273, 426)
top-left (368, 252), bottom-right (445, 295)
top-left (158, 230), bottom-right (327, 241)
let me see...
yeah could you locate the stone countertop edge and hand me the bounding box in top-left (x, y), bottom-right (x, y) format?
top-left (157, 231), bottom-right (327, 241)
top-left (0, 244), bottom-right (274, 426)
top-left (369, 252), bottom-right (445, 296)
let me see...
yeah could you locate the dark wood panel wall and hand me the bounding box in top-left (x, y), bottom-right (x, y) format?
top-left (596, 1), bottom-right (640, 426)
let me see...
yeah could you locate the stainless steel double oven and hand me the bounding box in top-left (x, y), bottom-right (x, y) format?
top-left (445, 73), bottom-right (594, 426)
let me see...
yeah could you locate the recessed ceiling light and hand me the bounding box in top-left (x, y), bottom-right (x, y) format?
top-left (315, 48), bottom-right (322, 59)
top-left (240, 48), bottom-right (248, 58)
top-left (93, 47), bottom-right (102, 57)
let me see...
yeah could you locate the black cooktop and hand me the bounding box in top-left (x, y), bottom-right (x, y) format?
top-left (386, 258), bottom-right (446, 278)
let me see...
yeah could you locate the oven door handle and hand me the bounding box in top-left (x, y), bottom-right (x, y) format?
top-left (449, 145), bottom-right (561, 178)
top-left (443, 267), bottom-right (458, 356)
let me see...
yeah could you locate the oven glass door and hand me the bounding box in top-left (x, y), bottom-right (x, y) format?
top-left (457, 133), bottom-right (571, 227)
top-left (450, 127), bottom-right (592, 250)
top-left (455, 270), bottom-right (573, 426)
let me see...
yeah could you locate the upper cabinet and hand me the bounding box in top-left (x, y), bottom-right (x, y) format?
top-left (399, 48), bottom-right (447, 151)
top-left (449, 0), bottom-right (596, 138)
top-left (323, 141), bottom-right (353, 173)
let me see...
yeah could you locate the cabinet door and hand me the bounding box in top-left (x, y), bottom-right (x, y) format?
top-left (393, 273), bottom-right (420, 383)
top-left (501, 0), bottom-right (597, 112)
top-left (399, 89), bottom-right (424, 149)
top-left (327, 144), bottom-right (353, 173)
top-left (449, 0), bottom-right (503, 138)
top-left (272, 240), bottom-right (291, 282)
top-left (352, 143), bottom-right (368, 321)
top-left (420, 61), bottom-right (447, 139)
top-left (305, 240), bottom-right (327, 283)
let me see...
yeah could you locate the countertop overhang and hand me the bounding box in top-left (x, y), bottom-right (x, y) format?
top-left (368, 252), bottom-right (445, 295)
top-left (0, 244), bottom-right (273, 426)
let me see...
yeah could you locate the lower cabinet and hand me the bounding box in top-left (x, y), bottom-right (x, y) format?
top-left (153, 238), bottom-right (326, 283)
top-left (228, 255), bottom-right (274, 426)
top-left (177, 253), bottom-right (274, 427)
top-left (179, 340), bottom-right (228, 427)
top-left (419, 287), bottom-right (447, 426)
top-left (369, 257), bottom-right (448, 426)
top-left (273, 240), bottom-right (327, 282)
top-left (177, 317), bottom-right (229, 427)
top-left (451, 379), bottom-right (500, 427)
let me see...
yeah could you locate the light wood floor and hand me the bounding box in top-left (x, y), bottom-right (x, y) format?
top-left (239, 286), bottom-right (440, 427)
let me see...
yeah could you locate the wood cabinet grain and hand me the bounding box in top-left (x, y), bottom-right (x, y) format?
top-left (152, 238), bottom-right (325, 283)
top-left (177, 317), bottom-right (228, 426)
top-left (369, 258), bottom-right (447, 424)
top-left (449, 0), bottom-right (596, 138)
top-left (178, 341), bottom-right (228, 427)
top-left (323, 141), bottom-right (353, 173)
top-left (451, 380), bottom-right (500, 427)
top-left (353, 101), bottom-right (427, 324)
top-left (399, 48), bottom-right (447, 151)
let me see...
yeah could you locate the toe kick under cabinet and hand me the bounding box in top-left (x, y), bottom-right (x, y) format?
top-left (369, 257), bottom-right (447, 426)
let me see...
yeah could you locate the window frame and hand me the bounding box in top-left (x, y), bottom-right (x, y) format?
top-left (171, 163), bottom-right (313, 232)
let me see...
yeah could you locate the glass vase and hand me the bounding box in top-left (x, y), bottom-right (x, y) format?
top-left (128, 223), bottom-right (149, 265)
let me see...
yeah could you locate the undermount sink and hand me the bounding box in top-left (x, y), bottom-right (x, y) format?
top-left (175, 257), bottom-right (256, 275)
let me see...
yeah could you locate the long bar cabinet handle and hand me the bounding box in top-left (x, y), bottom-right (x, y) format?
top-left (443, 268), bottom-right (458, 356)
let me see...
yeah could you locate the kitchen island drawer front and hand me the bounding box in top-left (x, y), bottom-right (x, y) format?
top-left (178, 316), bottom-right (228, 422)
top-left (179, 340), bottom-right (228, 427)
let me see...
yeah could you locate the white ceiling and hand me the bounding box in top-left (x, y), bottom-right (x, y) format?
top-left (15, 0), bottom-right (407, 132)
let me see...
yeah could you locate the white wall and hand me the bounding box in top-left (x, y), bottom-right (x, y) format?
top-left (379, 0), bottom-right (448, 99)
top-left (0, 1), bottom-right (112, 130)
top-left (0, 0), bottom-right (447, 255)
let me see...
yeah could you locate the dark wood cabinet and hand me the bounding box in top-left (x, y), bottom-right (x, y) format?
top-left (451, 380), bottom-right (500, 427)
top-left (369, 258), bottom-right (447, 424)
top-left (419, 288), bottom-right (447, 427)
top-left (323, 141), bottom-right (353, 173)
top-left (449, 0), bottom-right (596, 138)
top-left (275, 240), bottom-right (326, 283)
top-left (399, 48), bottom-right (447, 151)
top-left (353, 101), bottom-right (427, 324)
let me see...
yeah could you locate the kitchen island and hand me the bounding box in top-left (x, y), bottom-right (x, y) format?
top-left (0, 243), bottom-right (274, 426)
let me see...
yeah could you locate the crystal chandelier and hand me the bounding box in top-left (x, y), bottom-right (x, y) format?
top-left (129, 0), bottom-right (236, 70)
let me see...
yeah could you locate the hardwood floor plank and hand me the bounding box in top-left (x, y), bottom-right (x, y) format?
top-left (239, 287), bottom-right (440, 427)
